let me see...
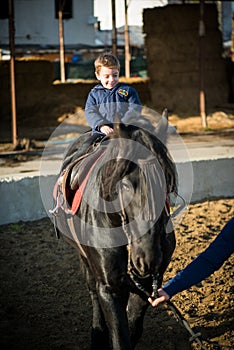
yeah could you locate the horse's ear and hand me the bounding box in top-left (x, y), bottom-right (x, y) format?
top-left (162, 108), bottom-right (168, 121)
top-left (113, 121), bottom-right (120, 137)
top-left (114, 113), bottom-right (122, 138)
top-left (114, 119), bottom-right (129, 139)
top-left (154, 108), bottom-right (168, 144)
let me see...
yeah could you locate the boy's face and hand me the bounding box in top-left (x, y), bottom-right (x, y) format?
top-left (96, 66), bottom-right (119, 89)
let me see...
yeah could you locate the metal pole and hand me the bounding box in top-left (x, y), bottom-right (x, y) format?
top-left (8, 0), bottom-right (17, 146)
top-left (58, 1), bottom-right (65, 83)
top-left (199, 0), bottom-right (207, 128)
top-left (124, 0), bottom-right (130, 78)
top-left (111, 0), bottom-right (117, 56)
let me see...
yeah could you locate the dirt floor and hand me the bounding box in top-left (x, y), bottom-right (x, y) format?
top-left (0, 199), bottom-right (233, 350)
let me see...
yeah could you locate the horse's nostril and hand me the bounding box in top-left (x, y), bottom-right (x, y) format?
top-left (136, 257), bottom-right (142, 269)
top-left (136, 256), bottom-right (148, 275)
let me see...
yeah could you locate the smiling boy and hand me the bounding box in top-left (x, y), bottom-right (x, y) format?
top-left (85, 53), bottom-right (142, 135)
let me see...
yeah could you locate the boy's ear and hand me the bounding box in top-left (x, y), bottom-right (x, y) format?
top-left (95, 72), bottom-right (100, 80)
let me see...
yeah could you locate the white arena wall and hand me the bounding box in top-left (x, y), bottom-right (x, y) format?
top-left (0, 157), bottom-right (233, 226)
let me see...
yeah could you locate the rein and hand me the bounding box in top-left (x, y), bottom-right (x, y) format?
top-left (119, 189), bottom-right (206, 350)
top-left (118, 185), bottom-right (161, 299)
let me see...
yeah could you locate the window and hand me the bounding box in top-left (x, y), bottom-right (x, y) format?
top-left (55, 0), bottom-right (72, 19)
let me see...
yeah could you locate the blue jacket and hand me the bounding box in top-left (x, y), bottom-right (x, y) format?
top-left (163, 217), bottom-right (234, 298)
top-left (85, 82), bottom-right (142, 133)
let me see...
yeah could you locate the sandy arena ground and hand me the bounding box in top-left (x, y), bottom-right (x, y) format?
top-left (0, 198), bottom-right (233, 350)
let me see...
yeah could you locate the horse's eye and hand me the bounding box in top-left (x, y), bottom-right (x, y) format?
top-left (122, 183), bottom-right (130, 191)
top-left (116, 179), bottom-right (133, 193)
top-left (121, 180), bottom-right (132, 192)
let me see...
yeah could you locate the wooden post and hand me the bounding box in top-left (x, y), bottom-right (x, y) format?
top-left (124, 0), bottom-right (130, 78)
top-left (199, 0), bottom-right (208, 128)
top-left (58, 1), bottom-right (65, 83)
top-left (8, 0), bottom-right (17, 146)
top-left (111, 0), bottom-right (117, 56)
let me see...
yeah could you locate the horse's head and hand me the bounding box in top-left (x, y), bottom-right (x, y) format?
top-left (98, 112), bottom-right (177, 278)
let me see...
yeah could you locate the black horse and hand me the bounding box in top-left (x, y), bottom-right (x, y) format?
top-left (52, 111), bottom-right (177, 349)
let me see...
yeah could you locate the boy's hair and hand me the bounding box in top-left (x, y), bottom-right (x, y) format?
top-left (94, 53), bottom-right (120, 74)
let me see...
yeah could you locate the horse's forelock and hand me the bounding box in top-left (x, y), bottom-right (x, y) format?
top-left (97, 155), bottom-right (132, 201)
top-left (97, 125), bottom-right (177, 199)
top-left (130, 128), bottom-right (177, 195)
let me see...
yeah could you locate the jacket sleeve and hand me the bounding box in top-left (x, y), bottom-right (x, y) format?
top-left (163, 217), bottom-right (234, 298)
top-left (85, 91), bottom-right (107, 130)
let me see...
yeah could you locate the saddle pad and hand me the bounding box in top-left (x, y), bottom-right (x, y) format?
top-left (50, 146), bottom-right (106, 216)
top-left (70, 150), bottom-right (105, 214)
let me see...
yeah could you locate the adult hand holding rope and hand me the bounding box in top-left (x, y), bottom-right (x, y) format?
top-left (149, 217), bottom-right (234, 307)
top-left (148, 218), bottom-right (234, 349)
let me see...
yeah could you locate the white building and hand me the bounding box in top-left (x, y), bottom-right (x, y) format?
top-left (0, 0), bottom-right (97, 48)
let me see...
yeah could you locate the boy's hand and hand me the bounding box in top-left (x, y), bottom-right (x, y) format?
top-left (100, 125), bottom-right (114, 135)
top-left (148, 288), bottom-right (170, 307)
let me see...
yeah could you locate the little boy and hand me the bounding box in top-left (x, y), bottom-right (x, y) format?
top-left (85, 53), bottom-right (142, 135)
